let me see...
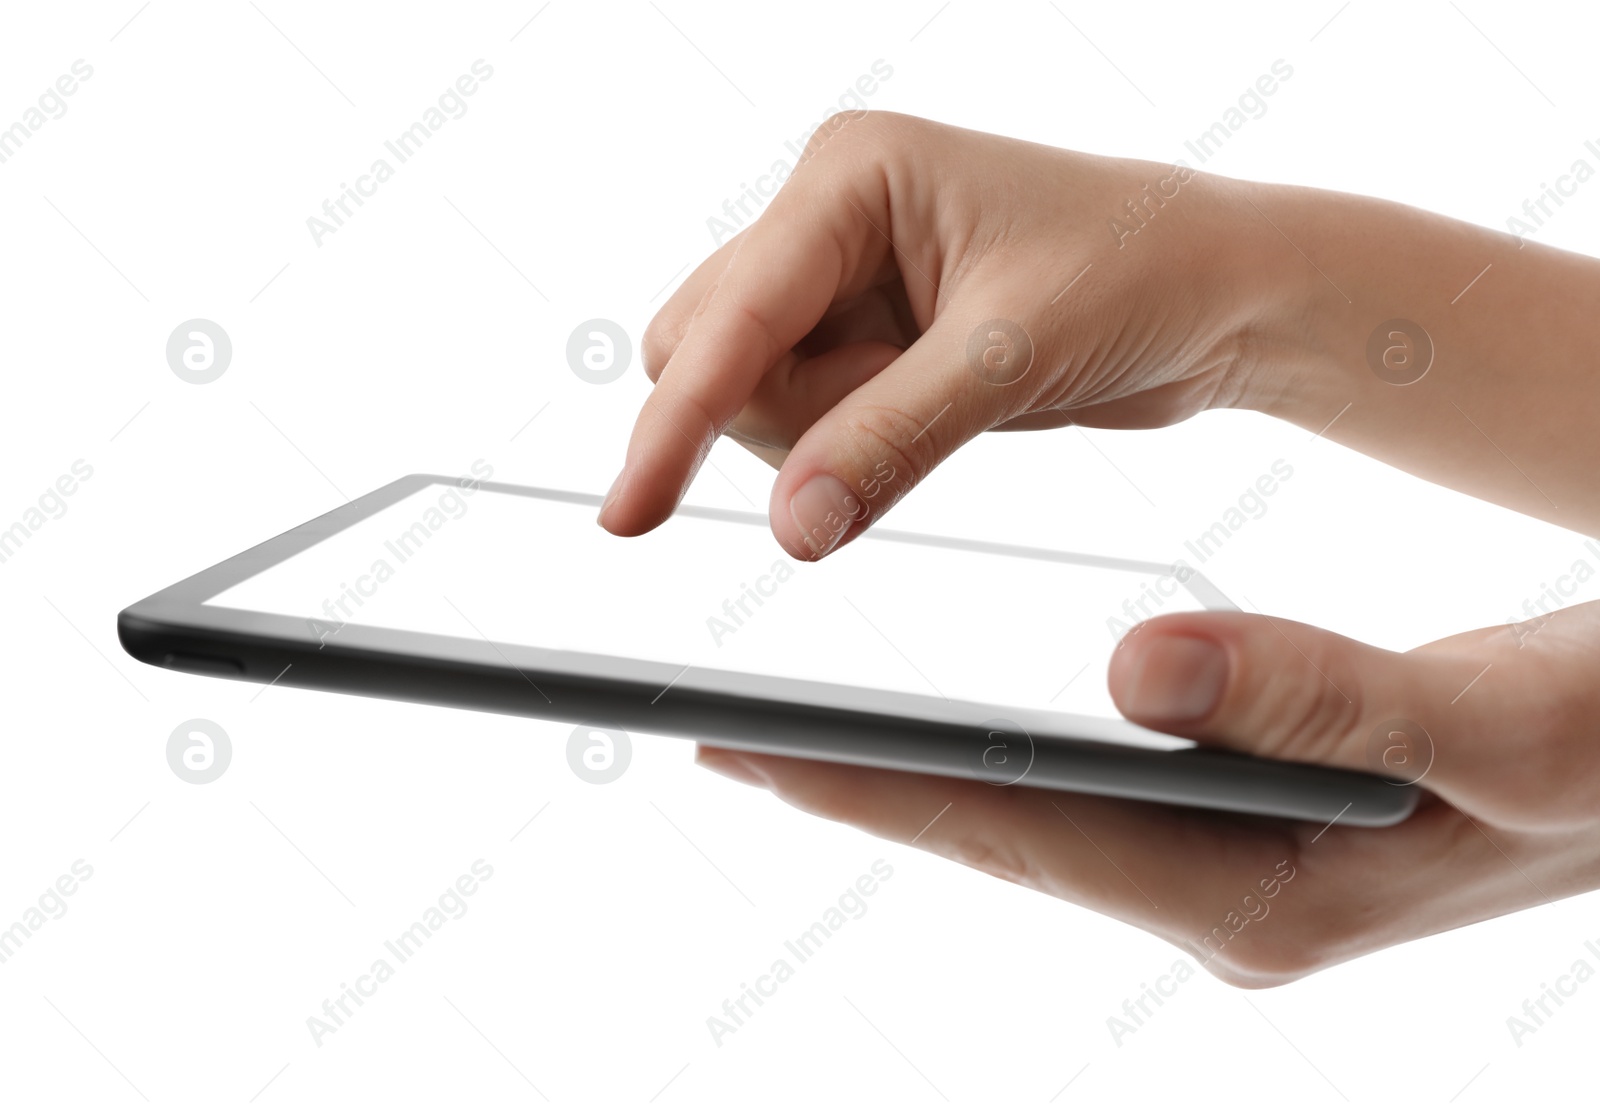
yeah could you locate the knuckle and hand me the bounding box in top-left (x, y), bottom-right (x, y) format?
top-left (727, 297), bottom-right (786, 371)
top-left (640, 313), bottom-right (683, 382)
top-left (643, 274), bottom-right (724, 383)
top-left (795, 110), bottom-right (918, 176)
top-left (672, 386), bottom-right (724, 441)
top-left (797, 114), bottom-right (853, 163)
top-left (840, 403), bottom-right (933, 497)
top-left (1252, 651), bottom-right (1366, 764)
top-left (848, 109), bottom-right (920, 141)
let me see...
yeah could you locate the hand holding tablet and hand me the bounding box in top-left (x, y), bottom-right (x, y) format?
top-left (599, 111), bottom-right (1600, 983)
top-left (117, 112), bottom-right (1600, 986)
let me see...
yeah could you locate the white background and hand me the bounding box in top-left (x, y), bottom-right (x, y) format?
top-left (2, 1), bottom-right (1598, 1100)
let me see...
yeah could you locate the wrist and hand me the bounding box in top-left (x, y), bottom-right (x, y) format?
top-left (1206, 177), bottom-right (1349, 423)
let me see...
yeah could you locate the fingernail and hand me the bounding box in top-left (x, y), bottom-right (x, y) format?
top-left (1115, 620), bottom-right (1149, 651)
top-left (696, 748), bottom-right (770, 789)
top-left (1123, 635), bottom-right (1228, 723)
top-left (788, 473), bottom-right (862, 559)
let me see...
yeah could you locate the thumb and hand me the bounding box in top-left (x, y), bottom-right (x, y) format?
top-left (1106, 610), bottom-right (1500, 795)
top-left (770, 310), bottom-right (1040, 560)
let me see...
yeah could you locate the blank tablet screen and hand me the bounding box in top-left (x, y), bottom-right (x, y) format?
top-left (205, 480), bottom-right (1211, 743)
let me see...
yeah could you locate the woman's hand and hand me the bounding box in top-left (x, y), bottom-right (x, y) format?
top-left (605, 112), bottom-right (1600, 548)
top-left (699, 603), bottom-right (1600, 987)
top-left (607, 110), bottom-right (1600, 984)
top-left (599, 111), bottom-right (1305, 558)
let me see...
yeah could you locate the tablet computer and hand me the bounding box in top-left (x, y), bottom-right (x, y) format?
top-left (117, 472), bottom-right (1416, 826)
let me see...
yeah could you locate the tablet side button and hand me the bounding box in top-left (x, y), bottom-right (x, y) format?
top-left (162, 652), bottom-right (245, 676)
